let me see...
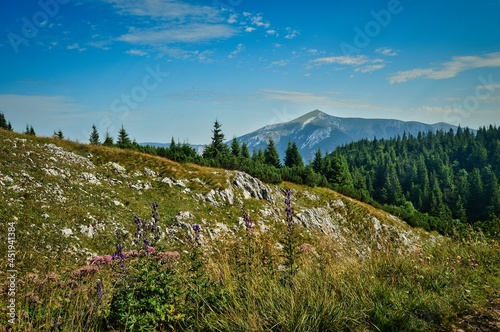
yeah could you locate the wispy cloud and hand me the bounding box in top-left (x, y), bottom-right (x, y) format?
top-left (389, 52), bottom-right (500, 84)
top-left (228, 43), bottom-right (245, 59)
top-left (117, 24), bottom-right (238, 44)
top-left (67, 43), bottom-right (87, 52)
top-left (309, 55), bottom-right (385, 73)
top-left (267, 60), bottom-right (289, 69)
top-left (376, 47), bottom-right (399, 57)
top-left (126, 49), bottom-right (148, 56)
top-left (102, 0), bottom-right (220, 21)
top-left (284, 27), bottom-right (300, 39)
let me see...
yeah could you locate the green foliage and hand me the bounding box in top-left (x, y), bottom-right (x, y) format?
top-left (264, 138), bottom-right (282, 168)
top-left (0, 112), bottom-right (13, 131)
top-left (25, 124), bottom-right (36, 136)
top-left (116, 125), bottom-right (132, 149)
top-left (103, 129), bottom-right (114, 146)
top-left (53, 129), bottom-right (64, 139)
top-left (203, 119), bottom-right (230, 159)
top-left (108, 257), bottom-right (186, 331)
top-left (330, 126), bottom-right (500, 233)
top-left (284, 141), bottom-right (303, 168)
top-left (89, 124), bottom-right (100, 145)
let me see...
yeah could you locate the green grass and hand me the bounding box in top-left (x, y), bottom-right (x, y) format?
top-left (1, 129), bottom-right (499, 331)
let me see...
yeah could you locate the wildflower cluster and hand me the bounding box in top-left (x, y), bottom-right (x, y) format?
top-left (133, 202), bottom-right (161, 253)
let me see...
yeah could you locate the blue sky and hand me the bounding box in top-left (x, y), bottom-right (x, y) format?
top-left (1, 0), bottom-right (500, 144)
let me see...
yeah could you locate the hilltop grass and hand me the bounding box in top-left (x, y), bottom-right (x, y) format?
top-left (1, 129), bottom-right (499, 331)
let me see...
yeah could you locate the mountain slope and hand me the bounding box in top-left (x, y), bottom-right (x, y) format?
top-left (0, 128), bottom-right (431, 273)
top-left (237, 110), bottom-right (457, 161)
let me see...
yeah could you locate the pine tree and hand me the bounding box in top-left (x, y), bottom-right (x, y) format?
top-left (103, 129), bottom-right (114, 146)
top-left (0, 112), bottom-right (7, 130)
top-left (7, 122), bottom-right (13, 131)
top-left (264, 138), bottom-right (281, 168)
top-left (116, 125), bottom-right (132, 149)
top-left (241, 142), bottom-right (250, 159)
top-left (312, 149), bottom-right (323, 173)
top-left (89, 124), bottom-right (100, 145)
top-left (203, 120), bottom-right (230, 159)
top-left (25, 125), bottom-right (36, 136)
top-left (231, 137), bottom-right (241, 157)
top-left (284, 141), bottom-right (304, 168)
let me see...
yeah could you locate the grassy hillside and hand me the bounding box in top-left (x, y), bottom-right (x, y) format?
top-left (1, 129), bottom-right (499, 331)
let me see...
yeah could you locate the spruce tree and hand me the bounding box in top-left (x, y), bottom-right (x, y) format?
top-left (264, 138), bottom-right (281, 168)
top-left (116, 125), bottom-right (132, 149)
top-left (25, 125), bottom-right (36, 136)
top-left (312, 149), bottom-right (323, 173)
top-left (89, 124), bottom-right (100, 145)
top-left (103, 129), bottom-right (114, 146)
top-left (203, 119), bottom-right (229, 159)
top-left (241, 142), bottom-right (250, 159)
top-left (231, 137), bottom-right (241, 157)
top-left (0, 112), bottom-right (7, 130)
top-left (284, 141), bottom-right (304, 168)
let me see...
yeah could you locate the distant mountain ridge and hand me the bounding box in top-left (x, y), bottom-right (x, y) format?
top-left (236, 110), bottom-right (458, 161)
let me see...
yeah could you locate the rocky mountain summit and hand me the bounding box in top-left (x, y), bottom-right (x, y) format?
top-left (236, 109), bottom-right (457, 161)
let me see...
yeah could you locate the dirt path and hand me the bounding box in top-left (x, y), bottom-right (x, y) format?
top-left (452, 299), bottom-right (500, 332)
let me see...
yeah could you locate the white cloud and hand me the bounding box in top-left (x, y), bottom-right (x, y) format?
top-left (284, 27), bottom-right (299, 39)
top-left (117, 24), bottom-right (238, 44)
top-left (310, 55), bottom-right (368, 66)
top-left (245, 26), bottom-right (256, 33)
top-left (266, 29), bottom-right (278, 36)
top-left (126, 49), bottom-right (148, 56)
top-left (102, 0), bottom-right (219, 21)
top-left (389, 52), bottom-right (500, 84)
top-left (87, 40), bottom-right (111, 50)
top-left (228, 43), bottom-right (245, 59)
top-left (267, 60), bottom-right (289, 69)
top-left (376, 47), bottom-right (399, 57)
top-left (67, 43), bottom-right (87, 52)
top-left (251, 15), bottom-right (270, 28)
top-left (227, 13), bottom-right (237, 24)
top-left (355, 64), bottom-right (386, 73)
top-left (308, 55), bottom-right (386, 74)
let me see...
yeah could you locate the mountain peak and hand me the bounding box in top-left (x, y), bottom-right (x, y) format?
top-left (290, 109), bottom-right (329, 124)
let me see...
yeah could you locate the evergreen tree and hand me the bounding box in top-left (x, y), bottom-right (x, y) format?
top-left (467, 168), bottom-right (484, 221)
top-left (312, 149), bottom-right (323, 174)
top-left (203, 120), bottom-right (230, 159)
top-left (53, 130), bottom-right (64, 139)
top-left (231, 137), bottom-right (241, 157)
top-left (89, 124), bottom-right (100, 145)
top-left (241, 142), bottom-right (250, 159)
top-left (103, 129), bottom-right (114, 146)
top-left (0, 112), bottom-right (8, 130)
top-left (264, 138), bottom-right (281, 168)
top-left (25, 124), bottom-right (36, 136)
top-left (252, 148), bottom-right (265, 164)
top-left (116, 125), bottom-right (132, 149)
top-left (7, 122), bottom-right (13, 131)
top-left (284, 141), bottom-right (304, 168)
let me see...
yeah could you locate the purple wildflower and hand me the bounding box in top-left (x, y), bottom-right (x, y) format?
top-left (96, 279), bottom-right (103, 300)
top-left (243, 212), bottom-right (254, 235)
top-left (193, 224), bottom-right (201, 233)
top-left (193, 223), bottom-right (202, 246)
